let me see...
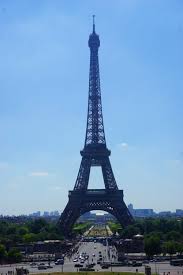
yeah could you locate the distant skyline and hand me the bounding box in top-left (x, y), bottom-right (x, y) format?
top-left (0, 0), bottom-right (183, 215)
top-left (1, 206), bottom-right (183, 217)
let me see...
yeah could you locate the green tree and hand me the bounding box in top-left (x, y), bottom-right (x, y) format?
top-left (8, 248), bottom-right (22, 263)
top-left (7, 226), bottom-right (17, 235)
top-left (176, 243), bottom-right (183, 255)
top-left (162, 241), bottom-right (177, 256)
top-left (144, 236), bottom-right (161, 258)
top-left (0, 221), bottom-right (8, 235)
top-left (73, 222), bottom-right (91, 235)
top-left (121, 225), bottom-right (139, 239)
top-left (29, 219), bottom-right (48, 234)
top-left (108, 222), bottom-right (122, 234)
top-left (23, 233), bottom-right (37, 243)
top-left (18, 226), bottom-right (29, 236)
top-left (180, 220), bottom-right (183, 234)
top-left (0, 244), bottom-right (7, 262)
top-left (165, 231), bottom-right (182, 241)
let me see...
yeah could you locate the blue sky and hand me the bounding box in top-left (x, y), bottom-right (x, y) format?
top-left (0, 0), bottom-right (183, 215)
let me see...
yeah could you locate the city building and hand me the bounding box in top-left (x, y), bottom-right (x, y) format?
top-left (176, 209), bottom-right (183, 217)
top-left (43, 211), bottom-right (50, 217)
top-left (158, 211), bottom-right (172, 217)
top-left (29, 211), bottom-right (41, 217)
top-left (50, 211), bottom-right (60, 216)
top-left (128, 204), bottom-right (155, 218)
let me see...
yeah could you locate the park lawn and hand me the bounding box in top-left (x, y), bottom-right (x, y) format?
top-left (87, 229), bottom-right (107, 237)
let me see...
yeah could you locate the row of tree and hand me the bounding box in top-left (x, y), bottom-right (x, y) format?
top-left (109, 218), bottom-right (183, 240)
top-left (0, 218), bottom-right (63, 247)
top-left (108, 218), bottom-right (183, 257)
top-left (144, 236), bottom-right (183, 257)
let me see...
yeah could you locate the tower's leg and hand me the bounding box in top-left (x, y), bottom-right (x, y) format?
top-left (112, 200), bottom-right (133, 226)
top-left (74, 158), bottom-right (91, 191)
top-left (102, 157), bottom-right (118, 190)
top-left (59, 201), bottom-right (81, 236)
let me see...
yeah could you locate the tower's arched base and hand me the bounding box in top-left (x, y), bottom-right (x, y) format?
top-left (58, 189), bottom-right (133, 237)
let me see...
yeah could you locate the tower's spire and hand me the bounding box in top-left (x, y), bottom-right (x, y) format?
top-left (92, 14), bottom-right (95, 33)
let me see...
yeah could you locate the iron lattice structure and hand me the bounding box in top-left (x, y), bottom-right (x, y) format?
top-left (59, 18), bottom-right (133, 236)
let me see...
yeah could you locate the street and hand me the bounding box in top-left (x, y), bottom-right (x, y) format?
top-left (1, 239), bottom-right (183, 274)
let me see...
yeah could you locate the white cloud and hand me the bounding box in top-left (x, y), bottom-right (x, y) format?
top-left (29, 172), bottom-right (49, 177)
top-left (119, 142), bottom-right (129, 150)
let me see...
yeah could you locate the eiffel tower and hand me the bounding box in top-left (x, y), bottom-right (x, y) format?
top-left (59, 17), bottom-right (133, 236)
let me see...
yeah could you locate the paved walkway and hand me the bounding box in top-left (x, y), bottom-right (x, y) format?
top-left (83, 225), bottom-right (94, 236)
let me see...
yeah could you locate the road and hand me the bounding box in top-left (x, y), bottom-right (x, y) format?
top-left (1, 240), bottom-right (183, 274)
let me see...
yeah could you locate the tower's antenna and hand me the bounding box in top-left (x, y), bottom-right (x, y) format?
top-left (93, 14), bottom-right (95, 33)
